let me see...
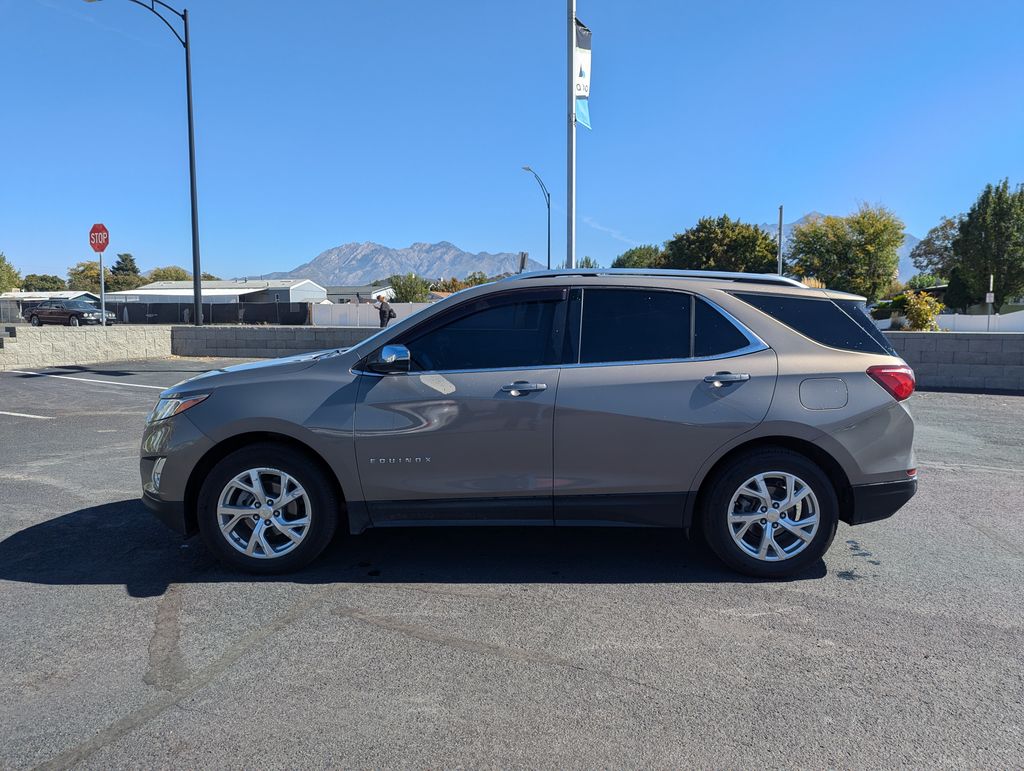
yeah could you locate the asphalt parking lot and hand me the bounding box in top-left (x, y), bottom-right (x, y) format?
top-left (0, 358), bottom-right (1022, 769)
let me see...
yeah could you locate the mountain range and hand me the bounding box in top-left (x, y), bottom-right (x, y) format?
top-left (263, 241), bottom-right (544, 286)
top-left (760, 212), bottom-right (920, 281)
top-left (265, 214), bottom-right (922, 286)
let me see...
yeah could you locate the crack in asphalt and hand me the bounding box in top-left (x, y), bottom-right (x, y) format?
top-left (143, 585), bottom-right (188, 691)
top-left (330, 604), bottom-right (670, 697)
top-left (34, 588), bottom-right (332, 771)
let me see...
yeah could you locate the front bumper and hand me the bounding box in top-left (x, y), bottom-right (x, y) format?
top-left (142, 488), bottom-right (192, 535)
top-left (140, 412), bottom-right (213, 538)
top-left (846, 477), bottom-right (917, 525)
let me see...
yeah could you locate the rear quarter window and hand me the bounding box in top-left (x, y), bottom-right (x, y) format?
top-left (733, 292), bottom-right (896, 356)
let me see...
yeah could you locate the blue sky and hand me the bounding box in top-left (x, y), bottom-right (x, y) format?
top-left (2, 0), bottom-right (1023, 279)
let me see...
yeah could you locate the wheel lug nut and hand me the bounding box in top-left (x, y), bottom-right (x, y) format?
top-left (760, 507), bottom-right (767, 513)
top-left (760, 519), bottom-right (767, 525)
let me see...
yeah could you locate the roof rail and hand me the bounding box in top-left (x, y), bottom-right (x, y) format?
top-left (503, 268), bottom-right (807, 288)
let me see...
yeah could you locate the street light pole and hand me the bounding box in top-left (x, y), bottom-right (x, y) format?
top-left (183, 8), bottom-right (202, 326)
top-left (84, 0), bottom-right (204, 326)
top-left (521, 166), bottom-right (551, 270)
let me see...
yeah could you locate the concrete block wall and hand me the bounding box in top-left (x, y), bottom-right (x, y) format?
top-left (0, 325), bottom-right (172, 371)
top-left (171, 325), bottom-right (379, 359)
top-left (886, 332), bottom-right (1024, 392)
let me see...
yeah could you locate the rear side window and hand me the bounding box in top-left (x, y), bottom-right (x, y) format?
top-left (580, 288), bottom-right (690, 363)
top-left (693, 298), bottom-right (752, 357)
top-left (734, 292), bottom-right (894, 355)
top-left (834, 300), bottom-right (899, 356)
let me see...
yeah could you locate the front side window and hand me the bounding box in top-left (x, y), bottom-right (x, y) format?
top-left (579, 288), bottom-right (691, 363)
top-left (403, 291), bottom-right (565, 372)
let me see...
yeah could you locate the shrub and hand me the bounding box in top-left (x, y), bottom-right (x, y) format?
top-left (903, 290), bottom-right (944, 331)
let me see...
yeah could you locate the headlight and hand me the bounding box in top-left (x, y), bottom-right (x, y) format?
top-left (147, 394), bottom-right (209, 423)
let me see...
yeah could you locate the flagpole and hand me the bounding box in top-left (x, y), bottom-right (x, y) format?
top-left (567, 0), bottom-right (576, 270)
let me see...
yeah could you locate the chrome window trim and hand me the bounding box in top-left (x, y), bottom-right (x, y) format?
top-left (561, 341), bottom-right (770, 369)
top-left (353, 288), bottom-right (770, 376)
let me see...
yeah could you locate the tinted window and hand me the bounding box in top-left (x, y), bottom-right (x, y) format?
top-left (406, 295), bottom-right (562, 371)
top-left (579, 288), bottom-right (691, 363)
top-left (834, 300), bottom-right (898, 356)
top-left (734, 292), bottom-right (892, 355)
top-left (693, 298), bottom-right (751, 357)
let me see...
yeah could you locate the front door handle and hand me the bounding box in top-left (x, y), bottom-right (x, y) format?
top-left (704, 372), bottom-right (751, 388)
top-left (501, 381), bottom-right (548, 396)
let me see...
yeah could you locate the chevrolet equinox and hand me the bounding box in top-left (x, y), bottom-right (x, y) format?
top-left (141, 269), bottom-right (917, 578)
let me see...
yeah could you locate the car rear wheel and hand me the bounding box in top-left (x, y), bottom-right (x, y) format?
top-left (30, 315), bottom-right (41, 326)
top-left (700, 448), bottom-right (838, 578)
top-left (196, 443), bottom-right (339, 574)
top-left (69, 316), bottom-right (79, 327)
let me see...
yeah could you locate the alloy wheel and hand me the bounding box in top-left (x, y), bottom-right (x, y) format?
top-left (217, 467), bottom-right (312, 559)
top-left (727, 471), bottom-right (820, 562)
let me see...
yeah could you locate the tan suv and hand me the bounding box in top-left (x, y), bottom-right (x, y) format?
top-left (140, 269), bottom-right (917, 578)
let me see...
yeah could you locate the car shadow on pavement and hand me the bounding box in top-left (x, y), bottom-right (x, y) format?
top-left (0, 499), bottom-right (827, 598)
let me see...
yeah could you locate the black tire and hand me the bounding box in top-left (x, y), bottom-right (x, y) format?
top-left (69, 316), bottom-right (80, 327)
top-left (30, 315), bottom-right (41, 327)
top-left (196, 443), bottom-right (340, 574)
top-left (700, 448), bottom-right (839, 579)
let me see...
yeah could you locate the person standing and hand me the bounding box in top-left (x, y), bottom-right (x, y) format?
top-left (374, 294), bottom-right (396, 328)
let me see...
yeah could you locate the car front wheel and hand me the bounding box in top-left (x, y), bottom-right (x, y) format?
top-left (69, 316), bottom-right (80, 327)
top-left (700, 448), bottom-right (838, 578)
top-left (196, 443), bottom-right (339, 573)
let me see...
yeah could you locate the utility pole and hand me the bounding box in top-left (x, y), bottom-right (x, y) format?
top-left (777, 204), bottom-right (784, 275)
top-left (566, 0), bottom-right (576, 269)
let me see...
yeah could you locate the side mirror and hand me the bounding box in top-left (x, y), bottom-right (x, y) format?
top-left (367, 344), bottom-right (411, 374)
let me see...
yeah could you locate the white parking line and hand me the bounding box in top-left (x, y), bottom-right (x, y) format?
top-left (7, 370), bottom-right (168, 390)
top-left (0, 410), bottom-right (52, 420)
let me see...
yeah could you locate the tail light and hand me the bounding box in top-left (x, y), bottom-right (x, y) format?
top-left (867, 364), bottom-right (915, 401)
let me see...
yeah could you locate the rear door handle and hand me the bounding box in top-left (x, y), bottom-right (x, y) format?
top-left (704, 372), bottom-right (751, 387)
top-left (501, 381), bottom-right (547, 396)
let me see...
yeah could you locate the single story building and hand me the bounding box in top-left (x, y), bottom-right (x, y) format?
top-left (0, 290), bottom-right (101, 304)
top-left (107, 279), bottom-right (327, 305)
top-left (327, 285), bottom-right (395, 304)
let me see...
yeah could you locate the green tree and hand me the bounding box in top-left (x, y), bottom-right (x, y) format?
top-left (148, 265), bottom-right (191, 282)
top-left (388, 273), bottom-right (432, 303)
top-left (67, 260), bottom-right (111, 293)
top-left (463, 271), bottom-right (490, 286)
top-left (951, 179), bottom-right (1024, 312)
top-left (789, 205), bottom-right (904, 302)
top-left (577, 256), bottom-right (599, 268)
top-left (0, 251), bottom-right (21, 292)
top-left (21, 273), bottom-right (66, 292)
top-left (911, 215), bottom-right (960, 277)
top-left (108, 253), bottom-right (144, 292)
top-left (611, 244), bottom-right (663, 269)
top-left (943, 268), bottom-right (975, 313)
top-left (663, 215), bottom-right (778, 273)
top-left (905, 273), bottom-right (944, 291)
top-left (201, 272), bottom-right (221, 281)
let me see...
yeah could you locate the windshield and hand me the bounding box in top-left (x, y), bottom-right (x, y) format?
top-left (65, 301), bottom-right (99, 310)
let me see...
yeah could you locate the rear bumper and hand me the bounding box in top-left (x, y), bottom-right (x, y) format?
top-left (846, 478), bottom-right (917, 525)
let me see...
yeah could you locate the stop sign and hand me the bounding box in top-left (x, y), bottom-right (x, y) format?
top-left (89, 223), bottom-right (109, 253)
